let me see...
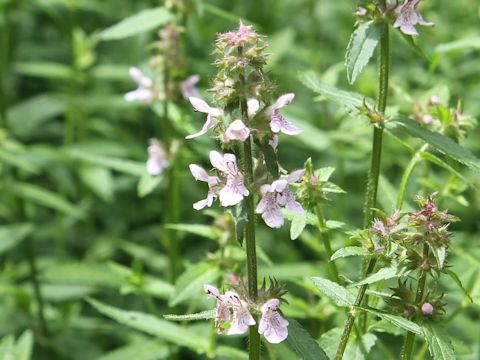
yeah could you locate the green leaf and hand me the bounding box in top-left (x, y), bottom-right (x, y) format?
top-left (78, 165), bottom-right (114, 202)
top-left (331, 246), bottom-right (370, 261)
top-left (391, 117), bottom-right (480, 172)
top-left (311, 277), bottom-right (356, 306)
top-left (299, 71), bottom-right (373, 113)
top-left (444, 269), bottom-right (473, 303)
top-left (349, 263), bottom-right (409, 287)
top-left (13, 330), bottom-right (33, 360)
top-left (257, 138), bottom-right (279, 178)
top-left (423, 322), bottom-right (456, 360)
top-left (216, 346), bottom-right (248, 360)
top-left (163, 309), bottom-right (216, 321)
top-left (0, 148), bottom-right (39, 174)
top-left (169, 262), bottom-right (220, 307)
top-left (345, 21), bottom-right (383, 84)
top-left (137, 174), bottom-right (163, 198)
top-left (12, 182), bottom-right (84, 219)
top-left (285, 318), bottom-right (329, 360)
top-left (290, 213), bottom-right (307, 240)
top-left (87, 299), bottom-right (210, 353)
top-left (164, 224), bottom-right (217, 240)
top-left (101, 7), bottom-right (173, 41)
top-left (421, 152), bottom-right (472, 186)
top-left (98, 339), bottom-right (169, 360)
top-left (13, 61), bottom-right (71, 80)
top-left (0, 223), bottom-right (34, 255)
top-left (0, 335), bottom-right (15, 360)
top-left (360, 307), bottom-right (422, 334)
top-left (234, 200), bottom-right (248, 246)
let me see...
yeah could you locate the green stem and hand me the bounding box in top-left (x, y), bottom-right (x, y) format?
top-left (402, 244), bottom-right (429, 360)
top-left (335, 21), bottom-right (390, 360)
top-left (314, 205), bottom-right (340, 283)
top-left (0, 3), bottom-right (10, 125)
top-left (396, 144), bottom-right (429, 210)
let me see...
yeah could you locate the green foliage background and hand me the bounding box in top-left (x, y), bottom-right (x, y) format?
top-left (0, 0), bottom-right (479, 359)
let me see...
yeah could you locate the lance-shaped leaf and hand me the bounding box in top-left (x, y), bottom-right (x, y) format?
top-left (359, 307), bottom-right (422, 334)
top-left (286, 319), bottom-right (329, 360)
top-left (348, 263), bottom-right (409, 287)
top-left (331, 246), bottom-right (371, 261)
top-left (312, 277), bottom-right (356, 306)
top-left (423, 322), bottom-right (456, 360)
top-left (164, 309), bottom-right (216, 321)
top-left (443, 269), bottom-right (473, 303)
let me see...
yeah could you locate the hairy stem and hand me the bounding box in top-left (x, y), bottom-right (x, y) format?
top-left (335, 22), bottom-right (390, 359)
top-left (315, 205), bottom-right (340, 283)
top-left (402, 244), bottom-right (429, 360)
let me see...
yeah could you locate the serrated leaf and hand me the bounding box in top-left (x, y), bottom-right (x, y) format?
top-left (331, 246), bottom-right (370, 261)
top-left (0, 223), bottom-right (34, 255)
top-left (101, 7), bottom-right (173, 41)
top-left (345, 21), bottom-right (383, 84)
top-left (360, 307), bottom-right (422, 334)
top-left (391, 117), bottom-right (480, 172)
top-left (290, 213), bottom-right (307, 240)
top-left (12, 182), bottom-right (84, 218)
top-left (285, 319), bottom-right (329, 360)
top-left (423, 322), bottom-right (456, 360)
top-left (164, 309), bottom-right (216, 321)
top-left (169, 263), bottom-right (220, 307)
top-left (137, 173), bottom-right (163, 197)
top-left (349, 263), bottom-right (409, 287)
top-left (311, 277), bottom-right (356, 306)
top-left (87, 299), bottom-right (209, 353)
top-left (444, 269), bottom-right (473, 303)
top-left (299, 71), bottom-right (373, 113)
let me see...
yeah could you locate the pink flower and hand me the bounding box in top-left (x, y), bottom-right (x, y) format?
top-left (393, 0), bottom-right (434, 36)
top-left (204, 285), bottom-right (231, 333)
top-left (225, 292), bottom-right (256, 335)
top-left (256, 169), bottom-right (305, 228)
top-left (210, 151), bottom-right (249, 207)
top-left (266, 94), bottom-right (301, 135)
top-left (186, 97), bottom-right (222, 139)
top-left (225, 120), bottom-right (250, 142)
top-left (189, 164), bottom-right (220, 210)
top-left (259, 299), bottom-right (289, 344)
top-left (421, 302), bottom-right (434, 315)
top-left (428, 95), bottom-right (441, 105)
top-left (218, 21), bottom-right (258, 47)
top-left (125, 67), bottom-right (155, 104)
top-left (181, 75), bottom-right (201, 100)
top-left (146, 139), bottom-right (168, 175)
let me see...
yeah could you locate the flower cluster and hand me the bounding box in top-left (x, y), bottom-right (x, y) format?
top-left (204, 284), bottom-right (289, 344)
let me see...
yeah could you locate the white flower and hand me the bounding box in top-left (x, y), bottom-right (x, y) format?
top-left (125, 67), bottom-right (155, 105)
top-left (225, 291), bottom-right (256, 335)
top-left (189, 164), bottom-right (220, 210)
top-left (186, 97), bottom-right (222, 139)
top-left (181, 75), bottom-right (201, 100)
top-left (259, 299), bottom-right (289, 344)
top-left (146, 139), bottom-right (168, 175)
top-left (393, 0), bottom-right (434, 36)
top-left (204, 285), bottom-right (230, 333)
top-left (266, 94), bottom-right (301, 135)
top-left (256, 169), bottom-right (305, 228)
top-left (210, 151), bottom-right (249, 207)
top-left (225, 120), bottom-right (250, 142)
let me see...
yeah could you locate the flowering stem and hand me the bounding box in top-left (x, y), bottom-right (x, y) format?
top-left (335, 22), bottom-right (390, 359)
top-left (314, 205), bottom-right (340, 283)
top-left (402, 243), bottom-right (429, 360)
top-left (396, 144), bottom-right (429, 209)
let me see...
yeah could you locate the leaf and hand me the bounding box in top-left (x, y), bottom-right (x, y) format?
top-left (423, 322), bottom-right (456, 360)
top-left (0, 223), bottom-right (34, 255)
top-left (101, 7), bottom-right (173, 41)
top-left (257, 138), bottom-right (279, 178)
top-left (345, 21), bottom-right (383, 84)
top-left (163, 309), bottom-right (216, 321)
top-left (164, 224), bottom-right (217, 240)
top-left (137, 174), bottom-right (163, 198)
top-left (87, 299), bottom-right (210, 353)
top-left (0, 148), bottom-right (39, 174)
top-left (432, 246), bottom-right (446, 270)
top-left (233, 200), bottom-right (248, 246)
top-left (13, 330), bottom-right (33, 360)
top-left (349, 263), bottom-right (409, 287)
top-left (79, 165), bottom-right (114, 202)
top-left (311, 277), bottom-right (356, 306)
top-left (169, 263), bottom-right (220, 307)
top-left (13, 61), bottom-right (71, 80)
top-left (299, 71), bottom-right (373, 113)
top-left (98, 339), bottom-right (169, 360)
top-left (360, 307), bottom-right (422, 334)
top-left (319, 328), bottom-right (377, 360)
top-left (344, 333), bottom-right (377, 360)
top-left (12, 182), bottom-right (84, 219)
top-left (331, 246), bottom-right (370, 261)
top-left (0, 335), bottom-right (14, 360)
top-left (444, 269), bottom-right (473, 303)
top-left (421, 152), bottom-right (472, 186)
top-left (285, 319), bottom-right (329, 360)
top-left (391, 117), bottom-right (480, 172)
top-left (290, 213), bottom-right (307, 240)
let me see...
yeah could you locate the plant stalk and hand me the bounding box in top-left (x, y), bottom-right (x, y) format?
top-left (315, 205), bottom-right (340, 283)
top-left (335, 21), bottom-right (390, 359)
top-left (402, 243), bottom-right (429, 360)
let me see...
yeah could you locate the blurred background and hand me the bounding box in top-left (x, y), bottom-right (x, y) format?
top-left (0, 0), bottom-right (479, 359)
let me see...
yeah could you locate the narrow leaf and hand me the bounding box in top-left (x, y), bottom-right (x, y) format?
top-left (423, 322), bottom-right (456, 360)
top-left (360, 307), bottom-right (422, 334)
top-left (311, 277), bottom-right (356, 306)
top-left (13, 331), bottom-right (34, 360)
top-left (285, 318), bottom-right (329, 360)
top-left (164, 309), bottom-right (216, 321)
top-left (349, 263), bottom-right (409, 287)
top-left (444, 269), bottom-right (473, 303)
top-left (290, 213), bottom-right (307, 240)
top-left (345, 21), bottom-right (383, 84)
top-left (137, 174), bottom-right (163, 198)
top-left (331, 246), bottom-right (370, 261)
top-left (0, 224), bottom-right (34, 255)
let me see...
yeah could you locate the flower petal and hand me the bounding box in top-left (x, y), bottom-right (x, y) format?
top-left (287, 169), bottom-right (305, 184)
top-left (247, 98), bottom-right (260, 117)
top-left (209, 151), bottom-right (228, 173)
top-left (189, 164), bottom-right (210, 182)
top-left (273, 93), bottom-right (295, 109)
top-left (185, 114), bottom-right (218, 139)
top-left (225, 120), bottom-right (250, 142)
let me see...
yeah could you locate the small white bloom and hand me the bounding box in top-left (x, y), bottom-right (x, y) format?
top-left (189, 164), bottom-right (220, 210)
top-left (225, 120), bottom-right (250, 142)
top-left (259, 299), bottom-right (289, 344)
top-left (146, 139), bottom-right (168, 175)
top-left (125, 67), bottom-right (155, 105)
top-left (186, 97), bottom-right (222, 139)
top-left (247, 98), bottom-right (260, 118)
top-left (225, 292), bottom-right (256, 335)
top-left (266, 93), bottom-right (301, 135)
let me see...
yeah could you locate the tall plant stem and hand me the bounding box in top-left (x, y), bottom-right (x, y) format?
top-left (335, 22), bottom-right (390, 360)
top-left (402, 243), bottom-right (429, 360)
top-left (315, 205), bottom-right (340, 283)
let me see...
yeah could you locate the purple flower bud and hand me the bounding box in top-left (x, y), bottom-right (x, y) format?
top-left (421, 302), bottom-right (434, 315)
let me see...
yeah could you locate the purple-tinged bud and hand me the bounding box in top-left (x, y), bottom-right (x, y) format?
top-left (421, 114), bottom-right (433, 124)
top-left (354, 7), bottom-right (367, 17)
top-left (428, 95), bottom-right (441, 105)
top-left (421, 302), bottom-right (434, 315)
